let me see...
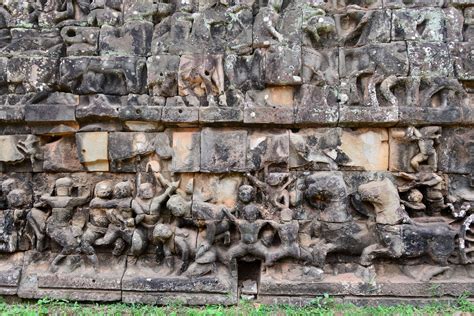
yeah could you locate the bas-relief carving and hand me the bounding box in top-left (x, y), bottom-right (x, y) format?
top-left (0, 0), bottom-right (472, 305)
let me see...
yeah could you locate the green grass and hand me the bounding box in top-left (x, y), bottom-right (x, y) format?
top-left (0, 294), bottom-right (473, 316)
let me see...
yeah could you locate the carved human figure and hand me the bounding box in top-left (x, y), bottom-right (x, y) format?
top-left (302, 4), bottom-right (335, 45)
top-left (253, 0), bottom-right (284, 48)
top-left (222, 200), bottom-right (268, 264)
top-left (38, 0), bottom-right (74, 26)
top-left (398, 172), bottom-right (453, 216)
top-left (81, 180), bottom-right (113, 268)
top-left (27, 194), bottom-right (50, 252)
top-left (95, 181), bottom-right (134, 256)
top-left (405, 126), bottom-right (441, 172)
top-left (131, 176), bottom-right (178, 256)
top-left (41, 177), bottom-right (90, 271)
top-left (17, 135), bottom-right (42, 166)
top-left (0, 189), bottom-right (29, 252)
top-left (152, 223), bottom-right (195, 274)
top-left (152, 0), bottom-right (196, 53)
top-left (246, 172), bottom-right (294, 218)
top-left (265, 208), bottom-right (301, 265)
top-left (0, 179), bottom-right (17, 210)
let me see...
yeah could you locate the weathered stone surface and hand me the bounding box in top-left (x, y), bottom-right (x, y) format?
top-left (391, 8), bottom-right (446, 42)
top-left (43, 136), bottom-right (84, 172)
top-left (171, 129), bottom-right (200, 172)
top-left (61, 26), bottom-right (99, 56)
top-left (0, 0), bottom-right (472, 306)
top-left (438, 127), bottom-right (474, 174)
top-left (109, 132), bottom-right (172, 172)
top-left (99, 21), bottom-right (153, 56)
top-left (201, 128), bottom-right (247, 172)
top-left (7, 57), bottom-right (59, 93)
top-left (450, 42), bottom-right (474, 80)
top-left (407, 42), bottom-right (453, 77)
top-left (247, 130), bottom-right (289, 171)
top-left (147, 55), bottom-right (180, 97)
top-left (76, 132), bottom-right (109, 172)
top-left (60, 57), bottom-right (147, 95)
top-left (244, 87), bottom-right (295, 125)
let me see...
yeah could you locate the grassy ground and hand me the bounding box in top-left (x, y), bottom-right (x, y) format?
top-left (1, 295), bottom-right (473, 316)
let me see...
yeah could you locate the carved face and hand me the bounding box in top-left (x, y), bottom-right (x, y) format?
top-left (266, 173), bottom-right (287, 187)
top-left (114, 182), bottom-right (132, 199)
top-left (139, 183), bottom-right (155, 199)
top-left (7, 189), bottom-right (28, 208)
top-left (242, 205), bottom-right (258, 222)
top-left (55, 177), bottom-right (73, 196)
top-left (407, 189), bottom-right (423, 203)
top-left (95, 181), bottom-right (113, 199)
top-left (238, 185), bottom-right (255, 204)
top-left (1, 179), bottom-right (16, 195)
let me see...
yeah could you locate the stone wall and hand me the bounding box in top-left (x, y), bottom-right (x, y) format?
top-left (0, 0), bottom-right (472, 305)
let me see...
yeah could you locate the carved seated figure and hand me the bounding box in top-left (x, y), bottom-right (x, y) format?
top-left (81, 180), bottom-right (114, 268)
top-left (95, 181), bottom-right (134, 256)
top-left (41, 177), bottom-right (90, 272)
top-left (246, 172), bottom-right (294, 218)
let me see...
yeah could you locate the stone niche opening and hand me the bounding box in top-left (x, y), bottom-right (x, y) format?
top-left (237, 259), bottom-right (262, 300)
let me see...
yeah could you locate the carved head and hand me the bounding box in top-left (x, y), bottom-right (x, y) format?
top-left (238, 185), bottom-right (255, 204)
top-left (7, 189), bottom-right (28, 208)
top-left (266, 173), bottom-right (287, 187)
top-left (184, 179), bottom-right (193, 195)
top-left (55, 177), bottom-right (74, 196)
top-left (167, 195), bottom-right (189, 217)
top-left (357, 178), bottom-right (401, 213)
top-left (153, 223), bottom-right (173, 243)
top-left (242, 204), bottom-right (259, 222)
top-left (138, 183), bottom-right (155, 199)
top-left (114, 181), bottom-right (132, 199)
top-left (1, 178), bottom-right (17, 195)
top-left (407, 189), bottom-right (423, 203)
top-left (132, 133), bottom-right (149, 154)
top-left (95, 180), bottom-right (113, 199)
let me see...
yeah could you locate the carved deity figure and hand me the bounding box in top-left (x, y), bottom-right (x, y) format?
top-left (95, 181), bottom-right (134, 256)
top-left (0, 189), bottom-right (29, 252)
top-left (152, 223), bottom-right (195, 274)
top-left (41, 177), bottom-right (90, 271)
top-left (253, 0), bottom-right (284, 48)
top-left (17, 135), bottom-right (42, 166)
top-left (81, 180), bottom-right (113, 268)
top-left (265, 208), bottom-right (301, 265)
top-left (131, 175), bottom-right (178, 256)
top-left (222, 195), bottom-right (268, 264)
top-left (246, 172), bottom-right (294, 218)
top-left (405, 126), bottom-right (441, 172)
top-left (398, 172), bottom-right (453, 216)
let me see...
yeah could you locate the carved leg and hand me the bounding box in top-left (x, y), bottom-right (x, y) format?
top-left (95, 226), bottom-right (119, 246)
top-left (312, 242), bottom-right (336, 268)
top-left (360, 244), bottom-right (391, 266)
